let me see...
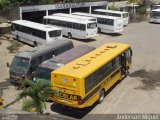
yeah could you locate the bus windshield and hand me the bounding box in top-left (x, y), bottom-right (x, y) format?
top-left (87, 22), bottom-right (97, 29)
top-left (151, 11), bottom-right (160, 19)
top-left (49, 30), bottom-right (61, 37)
top-left (10, 57), bottom-right (30, 74)
top-left (34, 67), bottom-right (51, 81)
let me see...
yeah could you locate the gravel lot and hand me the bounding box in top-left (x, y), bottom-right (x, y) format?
top-left (0, 21), bottom-right (160, 119)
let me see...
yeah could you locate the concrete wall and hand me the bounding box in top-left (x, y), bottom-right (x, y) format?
top-left (0, 6), bottom-right (20, 21)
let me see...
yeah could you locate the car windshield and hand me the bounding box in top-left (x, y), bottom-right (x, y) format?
top-left (87, 22), bottom-right (97, 29)
top-left (151, 11), bottom-right (160, 19)
top-left (34, 67), bottom-right (52, 81)
top-left (10, 56), bottom-right (30, 74)
top-left (49, 30), bottom-right (61, 37)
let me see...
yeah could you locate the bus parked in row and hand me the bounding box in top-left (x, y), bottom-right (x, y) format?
top-left (51, 43), bottom-right (132, 108)
top-left (43, 15), bottom-right (97, 39)
top-left (11, 20), bottom-right (62, 46)
top-left (151, 4), bottom-right (160, 10)
top-left (0, 89), bottom-right (3, 110)
top-left (33, 45), bottom-right (95, 83)
top-left (53, 13), bottom-right (97, 22)
top-left (9, 40), bottom-right (73, 85)
top-left (72, 12), bottom-right (124, 34)
top-left (150, 9), bottom-right (160, 23)
top-left (94, 9), bottom-right (129, 26)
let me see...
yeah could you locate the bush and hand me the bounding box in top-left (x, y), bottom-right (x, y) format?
top-left (108, 3), bottom-right (118, 11)
top-left (137, 6), bottom-right (147, 15)
top-left (0, 0), bottom-right (11, 10)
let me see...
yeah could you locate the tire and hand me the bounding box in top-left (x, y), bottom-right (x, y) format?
top-left (68, 32), bottom-right (72, 39)
top-left (98, 28), bottom-right (101, 33)
top-left (33, 41), bottom-right (38, 47)
top-left (16, 36), bottom-right (20, 41)
top-left (97, 90), bottom-right (105, 104)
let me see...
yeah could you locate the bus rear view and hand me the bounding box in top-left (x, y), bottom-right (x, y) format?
top-left (51, 74), bottom-right (81, 107)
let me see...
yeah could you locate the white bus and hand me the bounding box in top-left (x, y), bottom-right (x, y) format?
top-left (53, 13), bottom-right (97, 22)
top-left (151, 5), bottom-right (160, 10)
top-left (11, 20), bottom-right (62, 46)
top-left (94, 9), bottom-right (129, 26)
top-left (150, 9), bottom-right (160, 23)
top-left (43, 15), bottom-right (97, 39)
top-left (72, 12), bottom-right (124, 34)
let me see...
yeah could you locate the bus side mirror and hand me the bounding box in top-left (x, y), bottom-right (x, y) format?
top-left (6, 62), bottom-right (10, 67)
top-left (130, 49), bottom-right (133, 56)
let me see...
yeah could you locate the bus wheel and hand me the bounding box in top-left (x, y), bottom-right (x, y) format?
top-left (68, 32), bottom-right (72, 39)
top-left (16, 36), bottom-right (20, 41)
top-left (98, 28), bottom-right (101, 33)
top-left (98, 89), bottom-right (105, 104)
top-left (33, 41), bottom-right (38, 47)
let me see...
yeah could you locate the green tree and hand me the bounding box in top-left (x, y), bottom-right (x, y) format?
top-left (108, 1), bottom-right (118, 11)
top-left (0, 0), bottom-right (11, 10)
top-left (18, 80), bottom-right (55, 114)
top-left (127, 0), bottom-right (142, 13)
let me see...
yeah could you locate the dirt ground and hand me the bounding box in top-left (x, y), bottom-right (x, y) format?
top-left (0, 21), bottom-right (160, 119)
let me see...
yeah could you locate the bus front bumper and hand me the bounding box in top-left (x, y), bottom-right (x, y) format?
top-left (86, 34), bottom-right (97, 39)
top-left (150, 19), bottom-right (160, 23)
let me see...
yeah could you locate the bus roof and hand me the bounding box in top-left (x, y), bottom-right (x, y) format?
top-left (12, 20), bottom-right (61, 31)
top-left (95, 9), bottom-right (128, 14)
top-left (52, 43), bottom-right (130, 78)
top-left (153, 5), bottom-right (160, 6)
top-left (44, 15), bottom-right (96, 24)
top-left (15, 39), bottom-right (73, 59)
top-left (72, 12), bottom-right (121, 20)
top-left (39, 45), bottom-right (95, 70)
top-left (152, 9), bottom-right (160, 12)
top-left (53, 13), bottom-right (96, 20)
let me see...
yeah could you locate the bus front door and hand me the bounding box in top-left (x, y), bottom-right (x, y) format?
top-left (120, 53), bottom-right (128, 77)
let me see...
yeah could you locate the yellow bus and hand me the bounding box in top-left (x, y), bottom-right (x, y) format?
top-left (0, 89), bottom-right (3, 110)
top-left (51, 43), bottom-right (132, 108)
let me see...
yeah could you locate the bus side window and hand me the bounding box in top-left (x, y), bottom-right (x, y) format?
top-left (11, 24), bottom-right (15, 31)
top-left (106, 61), bottom-right (112, 73)
top-left (30, 59), bottom-right (37, 71)
top-left (44, 52), bottom-right (52, 60)
top-left (53, 50), bottom-right (58, 56)
top-left (37, 55), bottom-right (44, 64)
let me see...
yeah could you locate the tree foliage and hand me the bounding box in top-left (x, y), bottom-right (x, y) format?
top-left (127, 0), bottom-right (142, 4)
top-left (0, 0), bottom-right (11, 10)
top-left (0, 0), bottom-right (102, 10)
top-left (18, 80), bottom-right (54, 114)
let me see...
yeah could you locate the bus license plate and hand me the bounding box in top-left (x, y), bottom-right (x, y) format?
top-left (59, 92), bottom-right (78, 101)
